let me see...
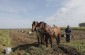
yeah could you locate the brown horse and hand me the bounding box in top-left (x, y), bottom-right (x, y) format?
top-left (39, 22), bottom-right (61, 48)
top-left (32, 21), bottom-right (45, 45)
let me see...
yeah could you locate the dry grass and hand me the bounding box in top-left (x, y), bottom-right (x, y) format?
top-left (0, 29), bottom-right (85, 55)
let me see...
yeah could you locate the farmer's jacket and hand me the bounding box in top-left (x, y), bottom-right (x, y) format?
top-left (65, 27), bottom-right (71, 34)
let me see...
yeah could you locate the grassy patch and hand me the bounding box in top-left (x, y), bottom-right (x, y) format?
top-left (62, 40), bottom-right (85, 55)
top-left (0, 30), bottom-right (11, 55)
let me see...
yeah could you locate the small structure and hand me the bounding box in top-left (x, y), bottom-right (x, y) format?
top-left (21, 30), bottom-right (25, 33)
top-left (4, 47), bottom-right (12, 55)
top-left (27, 31), bottom-right (33, 36)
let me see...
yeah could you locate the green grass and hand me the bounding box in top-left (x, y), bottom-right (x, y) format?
top-left (0, 30), bottom-right (11, 55)
top-left (62, 40), bottom-right (85, 55)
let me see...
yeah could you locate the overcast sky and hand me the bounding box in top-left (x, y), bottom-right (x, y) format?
top-left (0, 0), bottom-right (85, 28)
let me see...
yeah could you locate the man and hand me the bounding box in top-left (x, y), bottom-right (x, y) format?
top-left (65, 25), bottom-right (71, 43)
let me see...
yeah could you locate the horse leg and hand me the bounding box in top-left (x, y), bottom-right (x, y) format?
top-left (36, 31), bottom-right (40, 45)
top-left (57, 36), bottom-right (60, 45)
top-left (41, 35), bottom-right (43, 44)
top-left (37, 36), bottom-right (40, 45)
top-left (41, 34), bottom-right (44, 44)
top-left (55, 34), bottom-right (60, 45)
top-left (42, 35), bottom-right (45, 44)
top-left (45, 36), bottom-right (48, 47)
top-left (49, 36), bottom-right (53, 48)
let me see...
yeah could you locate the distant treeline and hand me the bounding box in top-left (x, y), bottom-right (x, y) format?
top-left (79, 22), bottom-right (85, 27)
top-left (61, 27), bottom-right (85, 30)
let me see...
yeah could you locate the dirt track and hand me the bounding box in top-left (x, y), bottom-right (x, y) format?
top-left (9, 29), bottom-right (84, 55)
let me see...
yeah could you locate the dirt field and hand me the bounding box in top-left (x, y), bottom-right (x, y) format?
top-left (8, 29), bottom-right (85, 55)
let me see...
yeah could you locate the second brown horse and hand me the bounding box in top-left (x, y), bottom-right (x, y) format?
top-left (38, 22), bottom-right (61, 48)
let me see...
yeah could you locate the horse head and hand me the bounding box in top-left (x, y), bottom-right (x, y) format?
top-left (38, 22), bottom-right (46, 32)
top-left (32, 21), bottom-right (38, 32)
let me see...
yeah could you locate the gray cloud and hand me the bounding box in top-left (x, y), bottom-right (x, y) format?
top-left (46, 0), bottom-right (85, 27)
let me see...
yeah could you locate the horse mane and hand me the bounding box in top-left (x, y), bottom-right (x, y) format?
top-left (32, 21), bottom-right (38, 25)
top-left (43, 22), bottom-right (46, 28)
top-left (44, 23), bottom-right (51, 29)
